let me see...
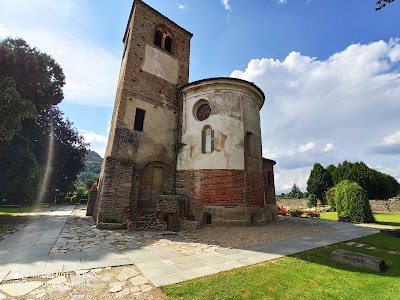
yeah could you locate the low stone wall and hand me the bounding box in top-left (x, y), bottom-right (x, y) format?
top-left (369, 199), bottom-right (400, 212)
top-left (278, 198), bottom-right (400, 212)
top-left (277, 198), bottom-right (308, 209)
top-left (179, 219), bottom-right (200, 231)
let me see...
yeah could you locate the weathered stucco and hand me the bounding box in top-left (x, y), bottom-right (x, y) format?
top-left (177, 79), bottom-right (264, 171)
top-left (142, 45), bottom-right (179, 84)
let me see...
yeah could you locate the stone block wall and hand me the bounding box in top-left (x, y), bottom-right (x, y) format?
top-left (94, 157), bottom-right (135, 223)
top-left (179, 219), bottom-right (200, 231)
top-left (369, 199), bottom-right (400, 212)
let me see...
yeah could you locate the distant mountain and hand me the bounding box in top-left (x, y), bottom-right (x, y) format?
top-left (86, 150), bottom-right (103, 163)
top-left (75, 150), bottom-right (103, 189)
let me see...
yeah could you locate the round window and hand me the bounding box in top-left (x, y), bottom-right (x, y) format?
top-left (196, 103), bottom-right (211, 121)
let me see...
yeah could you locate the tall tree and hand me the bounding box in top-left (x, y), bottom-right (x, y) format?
top-left (0, 77), bottom-right (36, 141)
top-left (0, 38), bottom-right (65, 108)
top-left (307, 163), bottom-right (333, 204)
top-left (0, 38), bottom-right (86, 203)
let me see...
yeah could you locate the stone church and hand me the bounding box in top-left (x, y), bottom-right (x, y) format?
top-left (89, 0), bottom-right (277, 230)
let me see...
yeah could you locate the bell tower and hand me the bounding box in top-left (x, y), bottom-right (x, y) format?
top-left (93, 0), bottom-right (192, 224)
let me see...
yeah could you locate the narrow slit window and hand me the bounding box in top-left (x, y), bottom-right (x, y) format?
top-left (246, 132), bottom-right (255, 157)
top-left (154, 31), bottom-right (162, 48)
top-left (165, 36), bottom-right (172, 53)
top-left (134, 108), bottom-right (145, 131)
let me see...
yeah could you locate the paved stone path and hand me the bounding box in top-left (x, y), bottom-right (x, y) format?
top-left (0, 205), bottom-right (380, 298)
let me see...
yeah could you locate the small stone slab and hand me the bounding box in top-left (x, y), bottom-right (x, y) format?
top-left (109, 285), bottom-right (123, 293)
top-left (331, 249), bottom-right (385, 272)
top-left (380, 229), bottom-right (400, 237)
top-left (129, 275), bottom-right (149, 286)
top-left (0, 281), bottom-right (43, 297)
top-left (117, 267), bottom-right (140, 281)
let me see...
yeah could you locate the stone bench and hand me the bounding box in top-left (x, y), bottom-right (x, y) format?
top-left (380, 229), bottom-right (400, 237)
top-left (330, 249), bottom-right (385, 273)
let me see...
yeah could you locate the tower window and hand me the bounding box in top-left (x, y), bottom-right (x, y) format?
top-left (165, 36), bottom-right (172, 53)
top-left (154, 30), bottom-right (162, 48)
top-left (134, 108), bottom-right (145, 131)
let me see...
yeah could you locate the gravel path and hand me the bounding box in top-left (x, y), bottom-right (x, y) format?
top-left (186, 217), bottom-right (336, 248)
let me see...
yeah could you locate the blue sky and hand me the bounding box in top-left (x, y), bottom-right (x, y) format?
top-left (0, 0), bottom-right (399, 193)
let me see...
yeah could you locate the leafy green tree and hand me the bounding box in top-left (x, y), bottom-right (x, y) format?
top-left (325, 186), bottom-right (336, 209)
top-left (0, 135), bottom-right (42, 202)
top-left (332, 161), bottom-right (399, 199)
top-left (22, 107), bottom-right (87, 198)
top-left (288, 183), bottom-right (303, 198)
top-left (0, 77), bottom-right (36, 141)
top-left (307, 194), bottom-right (317, 208)
top-left (0, 38), bottom-right (86, 203)
top-left (0, 38), bottom-right (65, 108)
top-left (307, 163), bottom-right (333, 204)
top-left (335, 180), bottom-right (375, 223)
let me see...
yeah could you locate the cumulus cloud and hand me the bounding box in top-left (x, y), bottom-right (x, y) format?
top-left (220, 0), bottom-right (231, 11)
top-left (323, 143), bottom-right (335, 152)
top-left (298, 142), bottom-right (315, 153)
top-left (82, 132), bottom-right (108, 157)
top-left (368, 130), bottom-right (400, 155)
top-left (231, 39), bottom-right (400, 192)
top-left (276, 0), bottom-right (288, 4)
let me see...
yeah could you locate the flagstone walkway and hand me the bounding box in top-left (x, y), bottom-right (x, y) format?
top-left (0, 205), bottom-right (379, 299)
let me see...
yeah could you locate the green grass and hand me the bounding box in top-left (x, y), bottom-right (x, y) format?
top-left (320, 212), bottom-right (400, 226)
top-left (162, 234), bottom-right (400, 300)
top-left (0, 205), bottom-right (38, 216)
top-left (0, 224), bottom-right (6, 235)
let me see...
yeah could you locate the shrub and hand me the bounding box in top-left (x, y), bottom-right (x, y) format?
top-left (335, 180), bottom-right (375, 223)
top-left (288, 207), bottom-right (304, 217)
top-left (308, 194), bottom-right (317, 208)
top-left (325, 186), bottom-right (336, 209)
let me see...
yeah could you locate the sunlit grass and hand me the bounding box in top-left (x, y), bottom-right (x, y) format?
top-left (319, 212), bottom-right (400, 227)
top-left (162, 234), bottom-right (399, 300)
top-left (0, 205), bottom-right (38, 216)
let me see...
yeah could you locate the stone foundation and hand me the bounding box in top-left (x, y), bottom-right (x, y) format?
top-left (193, 205), bottom-right (277, 227)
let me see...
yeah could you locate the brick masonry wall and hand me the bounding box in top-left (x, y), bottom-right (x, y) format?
top-left (177, 169), bottom-right (265, 208)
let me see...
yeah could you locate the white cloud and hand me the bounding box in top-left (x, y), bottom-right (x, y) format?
top-left (0, 1), bottom-right (120, 107)
top-left (383, 131), bottom-right (400, 145)
top-left (277, 0), bottom-right (288, 4)
top-left (82, 132), bottom-right (108, 157)
top-left (323, 143), bottom-right (335, 152)
top-left (0, 24), bottom-right (12, 38)
top-left (220, 0), bottom-right (231, 11)
top-left (232, 39), bottom-right (400, 192)
top-left (177, 3), bottom-right (188, 10)
top-left (298, 142), bottom-right (315, 153)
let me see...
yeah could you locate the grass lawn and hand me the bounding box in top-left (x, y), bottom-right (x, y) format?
top-left (162, 234), bottom-right (400, 300)
top-left (0, 205), bottom-right (39, 216)
top-left (320, 212), bottom-right (400, 227)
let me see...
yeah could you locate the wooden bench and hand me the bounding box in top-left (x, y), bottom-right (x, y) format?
top-left (331, 249), bottom-right (385, 272)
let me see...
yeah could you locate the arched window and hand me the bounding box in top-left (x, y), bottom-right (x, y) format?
top-left (246, 132), bottom-right (255, 157)
top-left (202, 126), bottom-right (214, 154)
top-left (165, 36), bottom-right (172, 53)
top-left (154, 30), bottom-right (162, 47)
